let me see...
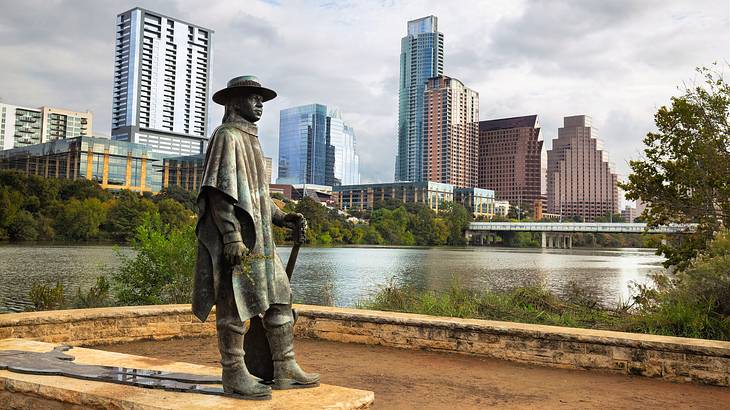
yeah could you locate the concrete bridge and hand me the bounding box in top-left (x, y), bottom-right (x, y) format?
top-left (466, 222), bottom-right (696, 248)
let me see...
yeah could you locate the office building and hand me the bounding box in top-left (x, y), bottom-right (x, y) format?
top-left (159, 153), bottom-right (204, 192)
top-left (264, 156), bottom-right (273, 185)
top-left (334, 181), bottom-right (454, 212)
top-left (0, 136), bottom-right (164, 192)
top-left (395, 15), bottom-right (444, 182)
top-left (334, 181), bottom-right (495, 218)
top-left (423, 75), bottom-right (479, 188)
top-left (277, 104), bottom-right (359, 186)
top-left (454, 187), bottom-right (495, 217)
top-left (478, 115), bottom-right (543, 210)
top-left (1, 103), bottom-right (92, 150)
top-left (327, 108), bottom-right (360, 185)
top-left (111, 8), bottom-right (212, 156)
top-left (546, 115), bottom-right (619, 221)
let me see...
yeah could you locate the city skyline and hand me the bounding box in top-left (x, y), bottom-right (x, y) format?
top-left (0, 0), bottom-right (727, 183)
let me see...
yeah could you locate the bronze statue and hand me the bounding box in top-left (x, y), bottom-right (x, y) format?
top-left (193, 75), bottom-right (319, 400)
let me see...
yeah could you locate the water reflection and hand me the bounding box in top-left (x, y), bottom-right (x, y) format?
top-left (0, 244), bottom-right (664, 312)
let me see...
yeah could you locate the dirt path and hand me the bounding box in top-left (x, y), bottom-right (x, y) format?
top-left (99, 337), bottom-right (730, 409)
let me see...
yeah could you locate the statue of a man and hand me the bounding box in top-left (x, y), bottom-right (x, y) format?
top-left (193, 76), bottom-right (319, 400)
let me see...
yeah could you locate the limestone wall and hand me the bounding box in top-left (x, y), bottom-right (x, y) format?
top-left (295, 306), bottom-right (730, 387)
top-left (1, 304), bottom-right (728, 386)
top-left (0, 305), bottom-right (216, 345)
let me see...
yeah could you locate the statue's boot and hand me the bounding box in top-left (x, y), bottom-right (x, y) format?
top-left (265, 322), bottom-right (320, 389)
top-left (218, 322), bottom-right (272, 400)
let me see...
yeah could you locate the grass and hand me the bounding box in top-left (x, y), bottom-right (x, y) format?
top-left (359, 279), bottom-right (631, 331)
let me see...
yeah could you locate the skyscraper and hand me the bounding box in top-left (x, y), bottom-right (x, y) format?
top-left (277, 104), bottom-right (359, 186)
top-left (327, 108), bottom-right (360, 186)
top-left (478, 115), bottom-right (544, 209)
top-left (396, 15), bottom-right (444, 182)
top-left (422, 75), bottom-right (479, 187)
top-left (1, 103), bottom-right (92, 150)
top-left (546, 115), bottom-right (619, 221)
top-left (111, 8), bottom-right (212, 156)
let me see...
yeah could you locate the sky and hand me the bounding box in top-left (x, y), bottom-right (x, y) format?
top-left (0, 0), bottom-right (728, 184)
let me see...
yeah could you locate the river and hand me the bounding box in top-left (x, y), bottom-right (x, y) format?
top-left (0, 244), bottom-right (665, 313)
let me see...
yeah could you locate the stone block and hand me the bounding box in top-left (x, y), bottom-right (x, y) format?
top-left (0, 339), bottom-right (375, 409)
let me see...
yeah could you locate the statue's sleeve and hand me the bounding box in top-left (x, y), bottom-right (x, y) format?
top-left (207, 189), bottom-right (243, 244)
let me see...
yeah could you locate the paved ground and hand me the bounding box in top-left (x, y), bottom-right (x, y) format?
top-left (99, 337), bottom-right (730, 409)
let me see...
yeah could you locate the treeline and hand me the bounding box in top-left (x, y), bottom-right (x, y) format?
top-left (275, 197), bottom-right (473, 246)
top-left (0, 170), bottom-right (196, 241)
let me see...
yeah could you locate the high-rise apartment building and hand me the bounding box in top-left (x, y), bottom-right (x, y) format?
top-left (111, 8), bottom-right (212, 156)
top-left (546, 115), bottom-right (619, 221)
top-left (395, 15), bottom-right (444, 182)
top-left (1, 103), bottom-right (92, 150)
top-left (277, 104), bottom-right (359, 186)
top-left (422, 75), bottom-right (479, 187)
top-left (478, 115), bottom-right (543, 209)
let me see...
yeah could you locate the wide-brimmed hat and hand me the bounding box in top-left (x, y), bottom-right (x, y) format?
top-left (212, 75), bottom-right (277, 105)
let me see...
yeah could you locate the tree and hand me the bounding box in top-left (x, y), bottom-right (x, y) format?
top-left (55, 198), bottom-right (107, 240)
top-left (104, 190), bottom-right (157, 241)
top-left (157, 198), bottom-right (194, 231)
top-left (620, 65), bottom-right (730, 269)
top-left (442, 202), bottom-right (472, 246)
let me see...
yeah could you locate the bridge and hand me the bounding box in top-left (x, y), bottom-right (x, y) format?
top-left (466, 222), bottom-right (696, 248)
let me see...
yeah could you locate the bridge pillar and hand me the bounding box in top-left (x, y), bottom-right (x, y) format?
top-left (568, 235), bottom-right (572, 249)
top-left (541, 232), bottom-right (546, 248)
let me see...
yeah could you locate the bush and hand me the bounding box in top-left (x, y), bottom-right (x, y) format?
top-left (73, 276), bottom-right (113, 308)
top-left (628, 229), bottom-right (730, 340)
top-left (112, 217), bottom-right (196, 305)
top-left (28, 281), bottom-right (65, 311)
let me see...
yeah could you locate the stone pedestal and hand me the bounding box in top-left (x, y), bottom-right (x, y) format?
top-left (0, 338), bottom-right (374, 409)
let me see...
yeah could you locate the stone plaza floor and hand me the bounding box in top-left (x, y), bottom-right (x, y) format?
top-left (99, 336), bottom-right (730, 410)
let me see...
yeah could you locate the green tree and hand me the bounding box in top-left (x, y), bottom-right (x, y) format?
top-left (155, 185), bottom-right (198, 212)
top-left (104, 190), bottom-right (157, 241)
top-left (157, 198), bottom-right (194, 231)
top-left (7, 210), bottom-right (39, 241)
top-left (442, 202), bottom-right (472, 246)
top-left (371, 207), bottom-right (415, 245)
top-left (56, 198), bottom-right (107, 240)
top-left (620, 65), bottom-right (730, 269)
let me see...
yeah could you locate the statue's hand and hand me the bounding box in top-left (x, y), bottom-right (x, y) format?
top-left (283, 212), bottom-right (307, 230)
top-left (284, 213), bottom-right (307, 244)
top-left (224, 241), bottom-right (248, 266)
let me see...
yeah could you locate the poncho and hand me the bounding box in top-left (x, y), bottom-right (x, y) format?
top-left (192, 120), bottom-right (290, 322)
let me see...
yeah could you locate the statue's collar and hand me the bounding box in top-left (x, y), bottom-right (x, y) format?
top-left (223, 119), bottom-right (258, 135)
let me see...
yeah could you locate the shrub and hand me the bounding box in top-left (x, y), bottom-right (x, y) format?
top-left (73, 276), bottom-right (113, 308)
top-left (628, 229), bottom-right (730, 340)
top-left (112, 217), bottom-right (196, 305)
top-left (29, 281), bottom-right (65, 311)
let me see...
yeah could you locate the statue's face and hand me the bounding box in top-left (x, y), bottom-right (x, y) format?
top-left (236, 93), bottom-right (264, 123)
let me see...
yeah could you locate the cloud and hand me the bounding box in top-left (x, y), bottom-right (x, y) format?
top-left (0, 0), bottom-right (727, 183)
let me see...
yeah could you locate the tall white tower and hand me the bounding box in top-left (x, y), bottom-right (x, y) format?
top-left (112, 8), bottom-right (212, 155)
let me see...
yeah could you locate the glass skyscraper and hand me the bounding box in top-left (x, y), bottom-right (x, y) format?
top-left (327, 108), bottom-right (360, 186)
top-left (395, 15), bottom-right (444, 182)
top-left (111, 8), bottom-right (212, 156)
top-left (277, 104), bottom-right (359, 186)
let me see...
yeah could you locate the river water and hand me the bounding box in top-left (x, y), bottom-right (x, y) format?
top-left (0, 244), bottom-right (665, 313)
